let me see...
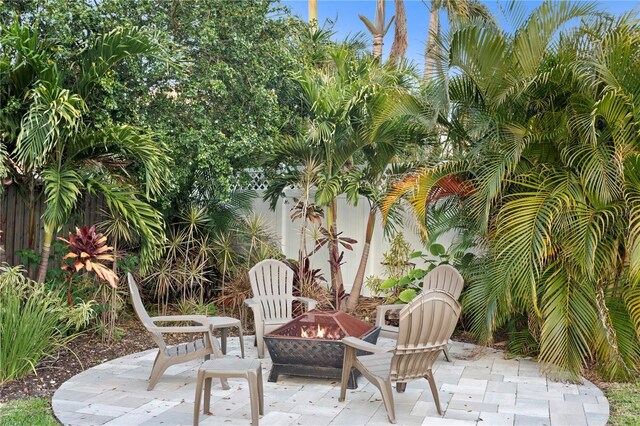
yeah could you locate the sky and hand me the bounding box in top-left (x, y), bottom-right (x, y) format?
top-left (282, 0), bottom-right (639, 68)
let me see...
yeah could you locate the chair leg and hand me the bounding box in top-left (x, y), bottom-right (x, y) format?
top-left (425, 371), bottom-right (443, 415)
top-left (238, 325), bottom-right (246, 359)
top-left (148, 355), bottom-right (171, 391)
top-left (193, 370), bottom-right (205, 426)
top-left (257, 366), bottom-right (264, 415)
top-left (203, 376), bottom-right (213, 414)
top-left (339, 347), bottom-right (356, 402)
top-left (375, 377), bottom-right (396, 424)
top-left (247, 372), bottom-right (260, 426)
top-left (443, 346), bottom-right (451, 362)
top-left (256, 326), bottom-right (265, 359)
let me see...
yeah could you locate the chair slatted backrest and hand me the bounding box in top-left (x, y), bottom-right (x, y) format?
top-left (423, 265), bottom-right (465, 300)
top-left (128, 273), bottom-right (167, 352)
top-left (390, 290), bottom-right (461, 382)
top-left (248, 259), bottom-right (294, 322)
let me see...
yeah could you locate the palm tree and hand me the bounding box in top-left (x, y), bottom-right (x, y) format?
top-left (359, 0), bottom-right (395, 60)
top-left (343, 91), bottom-right (421, 310)
top-left (1, 22), bottom-right (171, 282)
top-left (385, 3), bottom-right (640, 380)
top-left (422, 0), bottom-right (493, 79)
top-left (265, 45), bottom-right (411, 309)
top-left (388, 0), bottom-right (408, 65)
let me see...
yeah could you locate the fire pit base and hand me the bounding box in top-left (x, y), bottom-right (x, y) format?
top-left (265, 326), bottom-right (381, 389)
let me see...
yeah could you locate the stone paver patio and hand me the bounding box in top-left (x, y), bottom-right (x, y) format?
top-left (52, 336), bottom-right (609, 426)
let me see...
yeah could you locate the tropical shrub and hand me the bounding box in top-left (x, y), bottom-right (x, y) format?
top-left (0, 0), bottom-right (308, 212)
top-left (0, 20), bottom-right (171, 282)
top-left (0, 265), bottom-right (91, 383)
top-left (59, 225), bottom-right (120, 341)
top-left (381, 241), bottom-right (475, 303)
top-left (384, 3), bottom-right (640, 380)
top-left (365, 232), bottom-right (413, 299)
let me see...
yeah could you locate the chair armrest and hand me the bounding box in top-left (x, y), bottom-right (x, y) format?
top-left (150, 325), bottom-right (211, 333)
top-left (342, 336), bottom-right (394, 353)
top-left (293, 296), bottom-right (317, 311)
top-left (244, 298), bottom-right (259, 307)
top-left (375, 304), bottom-right (406, 327)
top-left (151, 315), bottom-right (209, 326)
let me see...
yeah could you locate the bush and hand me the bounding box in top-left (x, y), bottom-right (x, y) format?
top-left (0, 265), bottom-right (89, 383)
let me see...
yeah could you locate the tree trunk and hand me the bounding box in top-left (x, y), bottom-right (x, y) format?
top-left (346, 208), bottom-right (377, 311)
top-left (27, 181), bottom-right (37, 278)
top-left (373, 35), bottom-right (384, 61)
top-left (423, 1), bottom-right (440, 80)
top-left (388, 0), bottom-right (408, 65)
top-left (0, 231), bottom-right (5, 264)
top-left (36, 225), bottom-right (54, 283)
top-left (327, 200), bottom-right (345, 309)
top-left (308, 0), bottom-right (318, 28)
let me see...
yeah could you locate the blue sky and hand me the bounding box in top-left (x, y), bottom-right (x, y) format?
top-left (282, 1), bottom-right (639, 67)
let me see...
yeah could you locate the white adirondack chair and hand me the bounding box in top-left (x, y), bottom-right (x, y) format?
top-left (375, 264), bottom-right (464, 361)
top-left (245, 259), bottom-right (318, 358)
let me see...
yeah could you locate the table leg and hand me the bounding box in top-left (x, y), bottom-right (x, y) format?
top-left (204, 376), bottom-right (212, 414)
top-left (220, 328), bottom-right (228, 355)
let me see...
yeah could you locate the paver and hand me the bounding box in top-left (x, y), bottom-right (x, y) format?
top-left (52, 337), bottom-right (610, 425)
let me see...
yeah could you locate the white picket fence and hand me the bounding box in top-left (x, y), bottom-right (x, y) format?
top-left (251, 187), bottom-right (454, 296)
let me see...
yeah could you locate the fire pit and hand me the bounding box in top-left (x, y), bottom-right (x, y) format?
top-left (263, 310), bottom-right (380, 389)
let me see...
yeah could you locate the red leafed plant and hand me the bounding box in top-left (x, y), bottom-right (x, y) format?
top-left (59, 226), bottom-right (118, 306)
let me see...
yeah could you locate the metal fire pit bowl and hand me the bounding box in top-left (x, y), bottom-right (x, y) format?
top-left (263, 310), bottom-right (381, 389)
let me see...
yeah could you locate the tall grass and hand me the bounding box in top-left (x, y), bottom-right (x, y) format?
top-left (0, 265), bottom-right (68, 383)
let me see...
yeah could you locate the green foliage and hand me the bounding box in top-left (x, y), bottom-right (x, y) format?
top-left (176, 298), bottom-right (218, 317)
top-left (264, 42), bottom-right (417, 303)
top-left (0, 398), bottom-right (58, 426)
top-left (386, 3), bottom-right (640, 379)
top-left (0, 17), bottom-right (172, 280)
top-left (367, 232), bottom-right (414, 298)
top-left (5, 0), bottom-right (309, 210)
top-left (381, 240), bottom-right (473, 302)
top-left (0, 265), bottom-right (91, 383)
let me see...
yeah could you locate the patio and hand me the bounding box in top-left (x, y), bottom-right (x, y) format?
top-left (51, 336), bottom-right (609, 426)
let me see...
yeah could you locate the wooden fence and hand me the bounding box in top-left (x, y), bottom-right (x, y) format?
top-left (0, 185), bottom-right (104, 268)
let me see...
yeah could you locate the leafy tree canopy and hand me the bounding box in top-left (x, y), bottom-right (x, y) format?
top-left (1, 0), bottom-right (309, 213)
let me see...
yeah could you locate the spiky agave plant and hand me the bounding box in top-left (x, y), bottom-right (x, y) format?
top-left (60, 225), bottom-right (118, 306)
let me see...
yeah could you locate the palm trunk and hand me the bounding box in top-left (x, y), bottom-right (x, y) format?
top-left (373, 35), bottom-right (384, 61)
top-left (0, 232), bottom-right (5, 264)
top-left (26, 179), bottom-right (37, 278)
top-left (308, 0), bottom-right (318, 29)
top-left (388, 0), bottom-right (408, 65)
top-left (36, 225), bottom-right (54, 283)
top-left (327, 200), bottom-right (344, 309)
top-left (346, 208), bottom-right (377, 311)
top-left (423, 2), bottom-right (440, 80)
